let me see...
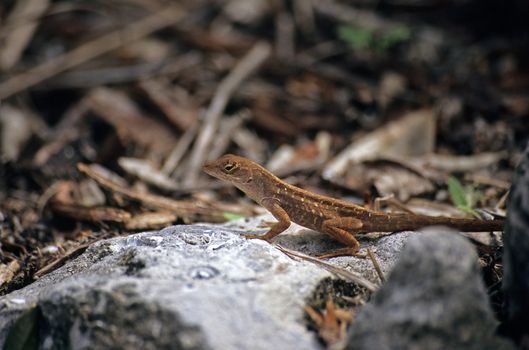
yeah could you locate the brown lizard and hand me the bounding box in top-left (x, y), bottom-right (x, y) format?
top-left (203, 154), bottom-right (505, 258)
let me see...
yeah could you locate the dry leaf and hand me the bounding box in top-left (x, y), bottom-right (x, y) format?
top-left (324, 109), bottom-right (436, 181)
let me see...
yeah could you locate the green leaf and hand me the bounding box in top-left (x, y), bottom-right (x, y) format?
top-left (447, 176), bottom-right (468, 208)
top-left (223, 212), bottom-right (245, 221)
top-left (447, 176), bottom-right (482, 218)
top-left (337, 25), bottom-right (373, 49)
top-left (3, 307), bottom-right (39, 350)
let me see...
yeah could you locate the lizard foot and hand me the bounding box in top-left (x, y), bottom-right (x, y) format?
top-left (258, 220), bottom-right (276, 228)
top-left (316, 248), bottom-right (367, 259)
top-left (241, 233), bottom-right (269, 240)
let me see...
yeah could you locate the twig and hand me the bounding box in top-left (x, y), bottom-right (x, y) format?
top-left (0, 260), bottom-right (21, 287)
top-left (366, 248), bottom-right (385, 283)
top-left (139, 78), bottom-right (196, 131)
top-left (208, 110), bottom-right (251, 161)
top-left (465, 173), bottom-right (511, 190)
top-left (34, 241), bottom-right (95, 278)
top-left (45, 52), bottom-right (202, 89)
top-left (418, 152), bottom-right (507, 173)
top-left (47, 61), bottom-right (166, 88)
top-left (274, 244), bottom-right (378, 292)
top-left (51, 203), bottom-right (132, 223)
top-left (162, 120), bottom-right (199, 176)
top-left (184, 41), bottom-right (271, 187)
top-left (0, 0), bottom-right (50, 71)
top-left (118, 157), bottom-right (179, 191)
top-left (232, 127), bottom-right (267, 163)
top-left (124, 211), bottom-right (177, 230)
top-left (77, 163), bottom-right (252, 222)
top-left (293, 0), bottom-right (316, 36)
top-left (36, 181), bottom-right (67, 216)
top-left (0, 5), bottom-right (185, 99)
top-left (275, 9), bottom-right (295, 60)
top-left (87, 87), bottom-right (178, 157)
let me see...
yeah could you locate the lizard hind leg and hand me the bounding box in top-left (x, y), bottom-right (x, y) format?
top-left (318, 217), bottom-right (365, 259)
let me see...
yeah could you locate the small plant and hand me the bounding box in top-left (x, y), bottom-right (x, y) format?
top-left (223, 212), bottom-right (245, 221)
top-left (337, 24), bottom-right (412, 53)
top-left (337, 25), bottom-right (372, 49)
top-left (447, 176), bottom-right (481, 218)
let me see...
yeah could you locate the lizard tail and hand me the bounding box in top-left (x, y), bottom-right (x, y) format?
top-left (364, 214), bottom-right (505, 233)
top-left (410, 215), bottom-right (505, 232)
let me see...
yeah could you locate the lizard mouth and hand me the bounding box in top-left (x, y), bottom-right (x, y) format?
top-left (202, 161), bottom-right (216, 176)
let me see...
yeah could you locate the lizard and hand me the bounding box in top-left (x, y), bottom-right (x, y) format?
top-left (203, 154), bottom-right (505, 258)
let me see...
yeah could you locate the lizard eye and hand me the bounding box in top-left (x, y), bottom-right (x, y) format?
top-left (223, 162), bottom-right (237, 173)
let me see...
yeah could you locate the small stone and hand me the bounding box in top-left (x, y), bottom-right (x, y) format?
top-left (347, 227), bottom-right (515, 350)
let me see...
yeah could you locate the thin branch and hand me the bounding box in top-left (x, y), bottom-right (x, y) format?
top-left (367, 248), bottom-right (385, 283)
top-left (184, 41), bottom-right (271, 187)
top-left (208, 110), bottom-right (251, 161)
top-left (0, 5), bottom-right (186, 99)
top-left (162, 120), bottom-right (200, 176)
top-left (0, 0), bottom-right (50, 71)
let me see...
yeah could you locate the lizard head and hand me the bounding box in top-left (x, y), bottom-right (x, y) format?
top-left (203, 154), bottom-right (255, 188)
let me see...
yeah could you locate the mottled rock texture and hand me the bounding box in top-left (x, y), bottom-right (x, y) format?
top-left (503, 143), bottom-right (529, 346)
top-left (347, 228), bottom-right (515, 350)
top-left (0, 224), bottom-right (335, 349)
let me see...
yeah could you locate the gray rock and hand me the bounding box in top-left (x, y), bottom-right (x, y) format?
top-left (0, 216), bottom-right (426, 350)
top-left (347, 227), bottom-right (515, 350)
top-left (0, 224), bottom-right (335, 349)
top-left (503, 143), bottom-right (529, 344)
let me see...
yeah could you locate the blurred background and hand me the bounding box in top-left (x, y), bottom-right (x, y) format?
top-left (0, 0), bottom-right (528, 331)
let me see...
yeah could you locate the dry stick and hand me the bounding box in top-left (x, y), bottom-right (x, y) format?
top-left (48, 52), bottom-right (201, 88)
top-left (48, 61), bottom-right (166, 88)
top-left (77, 163), bottom-right (229, 222)
top-left (0, 0), bottom-right (50, 70)
top-left (0, 260), bottom-right (21, 286)
top-left (274, 244), bottom-right (378, 292)
top-left (183, 42), bottom-right (271, 187)
top-left (275, 10), bottom-right (295, 60)
top-left (34, 241), bottom-right (96, 278)
top-left (208, 110), bottom-right (251, 161)
top-left (162, 120), bottom-right (199, 176)
top-left (366, 248), bottom-right (385, 283)
top-left (139, 78), bottom-right (195, 131)
top-left (51, 203), bottom-right (132, 223)
top-left (78, 162), bottom-right (255, 219)
top-left (118, 157), bottom-right (180, 191)
top-left (293, 0), bottom-right (316, 35)
top-left (232, 127), bottom-right (267, 162)
top-left (0, 5), bottom-right (185, 100)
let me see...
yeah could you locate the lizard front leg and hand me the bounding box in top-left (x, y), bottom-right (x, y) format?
top-left (243, 198), bottom-right (291, 241)
top-left (319, 217), bottom-right (365, 258)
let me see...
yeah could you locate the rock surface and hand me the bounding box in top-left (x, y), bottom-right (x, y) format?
top-left (225, 215), bottom-right (411, 283)
top-left (0, 220), bottom-right (410, 350)
top-left (347, 227), bottom-right (515, 350)
top-left (0, 224), bottom-right (326, 349)
top-left (503, 143), bottom-right (529, 345)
